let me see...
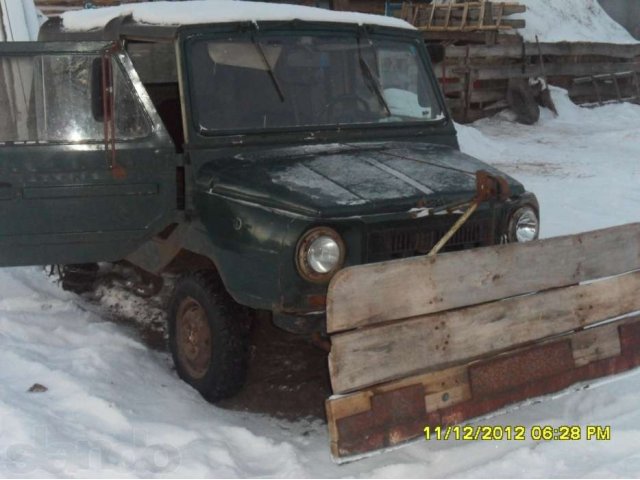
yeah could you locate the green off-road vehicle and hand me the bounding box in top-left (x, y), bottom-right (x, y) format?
top-left (0, 3), bottom-right (539, 402)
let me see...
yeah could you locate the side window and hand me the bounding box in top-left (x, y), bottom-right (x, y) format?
top-left (37, 55), bottom-right (105, 141)
top-left (0, 52), bottom-right (150, 143)
top-left (0, 56), bottom-right (37, 142)
top-left (113, 56), bottom-right (151, 140)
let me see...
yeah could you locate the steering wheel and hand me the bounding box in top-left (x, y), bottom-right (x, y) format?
top-left (324, 94), bottom-right (373, 123)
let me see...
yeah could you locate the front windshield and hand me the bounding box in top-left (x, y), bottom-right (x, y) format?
top-left (188, 32), bottom-right (444, 133)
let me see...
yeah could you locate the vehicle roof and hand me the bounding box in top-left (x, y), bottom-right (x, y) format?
top-left (58, 0), bottom-right (414, 34)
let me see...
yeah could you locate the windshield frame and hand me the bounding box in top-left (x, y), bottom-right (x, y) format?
top-left (179, 22), bottom-right (450, 145)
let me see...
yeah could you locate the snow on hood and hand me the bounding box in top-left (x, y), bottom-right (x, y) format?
top-left (512, 0), bottom-right (638, 44)
top-left (60, 0), bottom-right (414, 32)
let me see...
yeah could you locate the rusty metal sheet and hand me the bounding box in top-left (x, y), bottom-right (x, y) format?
top-left (327, 315), bottom-right (640, 461)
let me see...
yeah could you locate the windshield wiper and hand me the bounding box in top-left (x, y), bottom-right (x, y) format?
top-left (251, 33), bottom-right (286, 103)
top-left (356, 32), bottom-right (391, 117)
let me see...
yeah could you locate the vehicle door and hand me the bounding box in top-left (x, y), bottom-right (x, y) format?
top-left (0, 41), bottom-right (176, 266)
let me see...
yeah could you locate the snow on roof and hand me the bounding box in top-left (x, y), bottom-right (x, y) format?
top-left (513, 0), bottom-right (638, 44)
top-left (61, 0), bottom-right (415, 32)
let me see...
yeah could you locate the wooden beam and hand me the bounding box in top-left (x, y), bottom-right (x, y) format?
top-left (329, 270), bottom-right (640, 393)
top-left (570, 81), bottom-right (640, 100)
top-left (418, 22), bottom-right (522, 32)
top-left (327, 223), bottom-right (640, 333)
top-left (420, 30), bottom-right (521, 45)
top-left (446, 42), bottom-right (640, 59)
top-left (460, 60), bottom-right (640, 80)
top-left (327, 315), bottom-right (640, 459)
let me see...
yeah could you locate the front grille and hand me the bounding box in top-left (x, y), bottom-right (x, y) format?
top-left (365, 215), bottom-right (493, 263)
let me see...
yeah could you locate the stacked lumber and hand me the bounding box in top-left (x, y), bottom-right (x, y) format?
top-left (439, 42), bottom-right (640, 121)
top-left (325, 223), bottom-right (640, 460)
top-left (401, 1), bottom-right (525, 32)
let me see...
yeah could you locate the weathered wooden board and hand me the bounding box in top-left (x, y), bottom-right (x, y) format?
top-left (327, 315), bottom-right (640, 460)
top-left (404, 2), bottom-right (526, 29)
top-left (464, 60), bottom-right (640, 81)
top-left (329, 270), bottom-right (640, 393)
top-left (409, 3), bottom-right (526, 20)
top-left (418, 20), bottom-right (525, 31)
top-left (446, 42), bottom-right (640, 59)
top-left (327, 223), bottom-right (640, 333)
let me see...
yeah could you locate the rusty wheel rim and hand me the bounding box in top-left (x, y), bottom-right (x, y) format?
top-left (176, 296), bottom-right (212, 380)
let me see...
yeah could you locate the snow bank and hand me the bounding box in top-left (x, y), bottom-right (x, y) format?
top-left (458, 86), bottom-right (640, 236)
top-left (61, 0), bottom-right (413, 32)
top-left (2, 264), bottom-right (640, 476)
top-left (513, 0), bottom-right (638, 44)
top-left (0, 267), bottom-right (320, 476)
top-left (0, 0), bottom-right (41, 41)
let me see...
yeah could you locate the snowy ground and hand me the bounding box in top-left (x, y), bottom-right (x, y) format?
top-left (1, 89), bottom-right (640, 477)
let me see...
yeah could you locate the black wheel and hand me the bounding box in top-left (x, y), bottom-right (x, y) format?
top-left (61, 264), bottom-right (99, 294)
top-left (168, 271), bottom-right (249, 402)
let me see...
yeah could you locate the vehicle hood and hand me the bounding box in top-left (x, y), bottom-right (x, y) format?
top-left (197, 141), bottom-right (525, 217)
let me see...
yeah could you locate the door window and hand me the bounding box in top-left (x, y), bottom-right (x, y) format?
top-left (0, 53), bottom-right (150, 143)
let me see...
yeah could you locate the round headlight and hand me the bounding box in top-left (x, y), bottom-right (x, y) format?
top-left (308, 236), bottom-right (341, 273)
top-left (296, 227), bottom-right (345, 283)
top-left (509, 206), bottom-right (539, 242)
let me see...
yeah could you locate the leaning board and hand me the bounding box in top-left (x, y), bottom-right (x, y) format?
top-left (326, 223), bottom-right (640, 460)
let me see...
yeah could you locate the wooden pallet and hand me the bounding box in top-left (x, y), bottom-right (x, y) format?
top-left (325, 223), bottom-right (640, 460)
top-left (401, 0), bottom-right (525, 32)
top-left (572, 71), bottom-right (640, 106)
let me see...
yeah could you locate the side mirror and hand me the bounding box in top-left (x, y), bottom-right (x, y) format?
top-left (426, 43), bottom-right (445, 64)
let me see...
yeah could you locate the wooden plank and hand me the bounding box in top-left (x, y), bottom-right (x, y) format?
top-left (446, 42), bottom-right (640, 59)
top-left (410, 1), bottom-right (525, 31)
top-left (419, 23), bottom-right (520, 32)
top-left (410, 3), bottom-right (525, 22)
top-left (571, 323), bottom-right (622, 367)
top-left (570, 81), bottom-right (640, 99)
top-left (327, 223), bottom-right (640, 333)
top-left (326, 364), bottom-right (469, 450)
top-left (469, 89), bottom-right (506, 103)
top-left (425, 383), bottom-right (471, 412)
top-left (326, 314), bottom-right (640, 459)
top-left (325, 390), bottom-right (372, 455)
top-left (421, 30), bottom-right (521, 45)
top-left (329, 270), bottom-right (640, 393)
top-left (463, 60), bottom-right (640, 81)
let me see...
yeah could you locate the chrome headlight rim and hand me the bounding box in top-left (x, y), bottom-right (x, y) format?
top-left (508, 205), bottom-right (540, 243)
top-left (296, 227), bottom-right (345, 284)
